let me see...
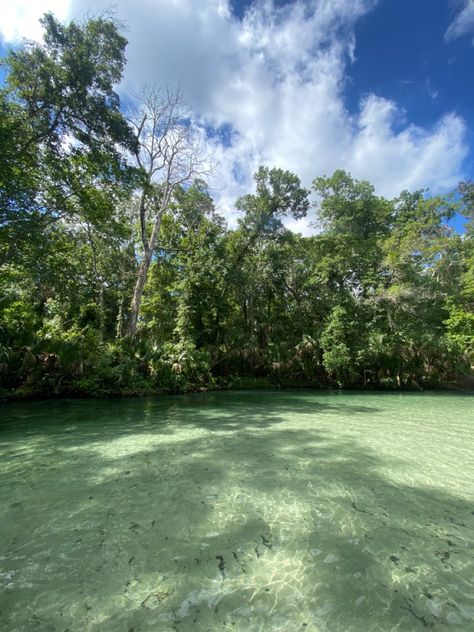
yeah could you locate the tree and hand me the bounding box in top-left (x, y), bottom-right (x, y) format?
top-left (236, 166), bottom-right (309, 237)
top-left (0, 13), bottom-right (139, 394)
top-left (216, 167), bottom-right (310, 374)
top-left (0, 13), bottom-right (136, 226)
top-left (459, 181), bottom-right (474, 231)
top-left (125, 86), bottom-right (211, 337)
top-left (313, 169), bottom-right (392, 239)
top-left (312, 170), bottom-right (393, 299)
top-left (444, 181), bottom-right (474, 365)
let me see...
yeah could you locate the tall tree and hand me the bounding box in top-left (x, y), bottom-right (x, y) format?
top-left (219, 167), bottom-right (310, 371)
top-left (126, 86), bottom-right (210, 337)
top-left (444, 181), bottom-right (474, 363)
top-left (0, 12), bottom-right (136, 240)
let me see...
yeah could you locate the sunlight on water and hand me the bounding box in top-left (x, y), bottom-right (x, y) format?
top-left (0, 391), bottom-right (473, 631)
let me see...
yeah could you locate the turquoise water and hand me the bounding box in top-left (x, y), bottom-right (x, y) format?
top-left (0, 391), bottom-right (473, 631)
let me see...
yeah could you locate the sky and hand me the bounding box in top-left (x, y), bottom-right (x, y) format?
top-left (0, 0), bottom-right (473, 233)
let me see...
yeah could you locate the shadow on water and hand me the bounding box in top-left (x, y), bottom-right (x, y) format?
top-left (0, 391), bottom-right (473, 631)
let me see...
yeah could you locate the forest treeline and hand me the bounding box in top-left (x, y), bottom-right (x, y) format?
top-left (1, 14), bottom-right (473, 398)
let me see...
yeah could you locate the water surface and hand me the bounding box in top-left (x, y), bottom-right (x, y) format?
top-left (1, 391), bottom-right (473, 631)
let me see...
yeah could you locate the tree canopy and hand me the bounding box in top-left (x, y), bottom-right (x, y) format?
top-left (0, 14), bottom-right (472, 398)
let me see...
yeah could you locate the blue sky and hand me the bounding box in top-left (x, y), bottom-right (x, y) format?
top-left (349, 1), bottom-right (473, 148)
top-left (1, 0), bottom-right (473, 232)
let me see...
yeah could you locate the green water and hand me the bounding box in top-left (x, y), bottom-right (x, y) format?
top-left (1, 391), bottom-right (473, 632)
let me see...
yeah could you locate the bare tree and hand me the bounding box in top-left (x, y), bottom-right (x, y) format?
top-left (126, 86), bottom-right (211, 337)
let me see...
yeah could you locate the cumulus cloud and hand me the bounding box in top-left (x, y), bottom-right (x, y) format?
top-left (349, 96), bottom-right (467, 195)
top-left (1, 0), bottom-right (469, 231)
top-left (445, 0), bottom-right (474, 42)
top-left (0, 0), bottom-right (70, 43)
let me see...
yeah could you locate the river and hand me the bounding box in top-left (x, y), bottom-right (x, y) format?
top-left (1, 391), bottom-right (473, 631)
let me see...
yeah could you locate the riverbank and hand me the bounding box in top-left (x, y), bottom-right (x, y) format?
top-left (2, 373), bottom-right (473, 403)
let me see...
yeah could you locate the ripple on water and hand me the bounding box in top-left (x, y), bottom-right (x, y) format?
top-left (0, 391), bottom-right (473, 631)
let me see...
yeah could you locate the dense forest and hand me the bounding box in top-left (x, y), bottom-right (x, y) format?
top-left (1, 14), bottom-right (473, 399)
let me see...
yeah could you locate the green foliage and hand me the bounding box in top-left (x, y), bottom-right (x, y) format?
top-left (446, 305), bottom-right (474, 361)
top-left (236, 166), bottom-right (309, 236)
top-left (321, 306), bottom-right (354, 386)
top-left (1, 12), bottom-right (136, 233)
top-left (0, 14), bottom-right (472, 398)
top-left (313, 170), bottom-right (392, 239)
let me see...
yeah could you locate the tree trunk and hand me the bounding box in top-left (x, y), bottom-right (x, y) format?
top-left (98, 283), bottom-right (105, 342)
top-left (86, 223), bottom-right (105, 341)
top-left (126, 201), bottom-right (167, 337)
top-left (127, 249), bottom-right (152, 337)
top-left (116, 295), bottom-right (125, 339)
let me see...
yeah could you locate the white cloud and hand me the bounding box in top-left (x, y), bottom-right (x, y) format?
top-left (349, 96), bottom-right (467, 195)
top-left (1, 0), bottom-right (469, 233)
top-left (0, 0), bottom-right (70, 43)
top-left (446, 0), bottom-right (474, 42)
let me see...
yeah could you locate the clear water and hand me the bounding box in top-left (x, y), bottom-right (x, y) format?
top-left (0, 390), bottom-right (473, 632)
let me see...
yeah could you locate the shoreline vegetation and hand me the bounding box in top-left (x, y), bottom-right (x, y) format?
top-left (2, 374), bottom-right (474, 403)
top-left (1, 14), bottom-right (473, 403)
